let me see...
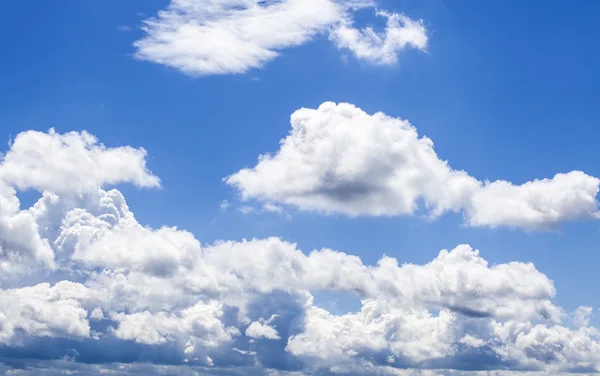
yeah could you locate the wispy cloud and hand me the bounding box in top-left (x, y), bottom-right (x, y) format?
top-left (132, 0), bottom-right (427, 76)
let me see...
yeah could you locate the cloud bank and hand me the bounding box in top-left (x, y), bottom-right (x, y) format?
top-left (133, 0), bottom-right (428, 76)
top-left (1, 129), bottom-right (600, 375)
top-left (226, 102), bottom-right (600, 230)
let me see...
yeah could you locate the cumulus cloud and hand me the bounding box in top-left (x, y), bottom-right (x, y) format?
top-left (226, 102), bottom-right (600, 230)
top-left (0, 282), bottom-right (93, 346)
top-left (0, 180), bottom-right (54, 272)
top-left (287, 304), bottom-right (457, 365)
top-left (110, 300), bottom-right (239, 365)
top-left (133, 0), bottom-right (427, 76)
top-left (2, 129), bottom-right (600, 375)
top-left (0, 129), bottom-right (159, 278)
top-left (0, 128), bottom-right (159, 194)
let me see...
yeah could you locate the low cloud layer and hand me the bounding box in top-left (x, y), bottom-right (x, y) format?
top-left (226, 102), bottom-right (600, 230)
top-left (1, 129), bottom-right (600, 375)
top-left (133, 0), bottom-right (428, 76)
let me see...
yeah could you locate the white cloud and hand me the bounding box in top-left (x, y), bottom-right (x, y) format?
top-left (226, 102), bottom-right (600, 230)
top-left (133, 0), bottom-right (426, 76)
top-left (367, 244), bottom-right (562, 322)
top-left (286, 304), bottom-right (457, 364)
top-left (90, 307), bottom-right (105, 320)
top-left (466, 171), bottom-right (600, 228)
top-left (0, 128), bottom-right (159, 194)
top-left (111, 300), bottom-right (239, 364)
top-left (246, 319), bottom-right (281, 340)
top-left (490, 320), bottom-right (600, 372)
top-left (0, 183), bottom-right (54, 272)
top-left (0, 282), bottom-right (95, 345)
top-left (458, 334), bottom-right (485, 348)
top-left (0, 129), bottom-right (159, 280)
top-left (330, 11), bottom-right (428, 65)
top-left (2, 129), bottom-right (600, 374)
top-left (64, 211), bottom-right (201, 276)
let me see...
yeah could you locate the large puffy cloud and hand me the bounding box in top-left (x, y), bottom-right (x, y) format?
top-left (56, 190), bottom-right (200, 276)
top-left (133, 0), bottom-right (427, 76)
top-left (368, 245), bottom-right (562, 322)
top-left (2, 130), bottom-right (600, 375)
top-left (226, 102), bottom-right (600, 230)
top-left (0, 129), bottom-right (159, 278)
top-left (286, 304), bottom-right (458, 365)
top-left (3, 190), bottom-right (599, 373)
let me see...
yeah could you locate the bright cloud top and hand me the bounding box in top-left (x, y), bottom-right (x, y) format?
top-left (1, 130), bottom-right (600, 375)
top-left (226, 102), bottom-right (600, 230)
top-left (133, 0), bottom-right (428, 76)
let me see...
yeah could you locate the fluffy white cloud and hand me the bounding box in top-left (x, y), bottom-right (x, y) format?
top-left (287, 304), bottom-right (457, 364)
top-left (2, 187), bottom-right (594, 373)
top-left (246, 317), bottom-right (281, 340)
top-left (111, 300), bottom-right (239, 365)
top-left (0, 129), bottom-right (159, 280)
top-left (330, 11), bottom-right (428, 65)
top-left (226, 102), bottom-right (600, 230)
top-left (2, 129), bottom-right (600, 375)
top-left (466, 171), bottom-right (600, 228)
top-left (490, 320), bottom-right (600, 372)
top-left (368, 244), bottom-right (562, 322)
top-left (0, 128), bottom-right (159, 194)
top-left (55, 190), bottom-right (200, 276)
top-left (0, 281), bottom-right (95, 345)
top-left (133, 0), bottom-right (426, 76)
top-left (0, 184), bottom-right (54, 272)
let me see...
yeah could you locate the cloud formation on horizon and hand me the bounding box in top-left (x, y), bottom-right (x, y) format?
top-left (1, 129), bottom-right (600, 375)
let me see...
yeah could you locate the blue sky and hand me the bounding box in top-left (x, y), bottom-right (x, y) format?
top-left (2, 1), bottom-right (600, 375)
